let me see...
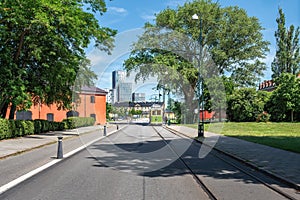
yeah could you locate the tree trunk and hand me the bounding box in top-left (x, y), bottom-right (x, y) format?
top-left (0, 102), bottom-right (9, 118)
top-left (184, 90), bottom-right (196, 124)
top-left (291, 110), bottom-right (294, 122)
top-left (219, 106), bottom-right (222, 122)
top-left (9, 104), bottom-right (16, 120)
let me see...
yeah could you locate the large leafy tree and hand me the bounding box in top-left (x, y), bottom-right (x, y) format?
top-left (227, 88), bottom-right (270, 122)
top-left (124, 0), bottom-right (269, 123)
top-left (271, 8), bottom-right (300, 79)
top-left (265, 73), bottom-right (300, 122)
top-left (0, 0), bottom-right (116, 119)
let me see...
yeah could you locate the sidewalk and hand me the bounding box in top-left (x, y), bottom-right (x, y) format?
top-left (0, 125), bottom-right (111, 159)
top-left (167, 125), bottom-right (300, 190)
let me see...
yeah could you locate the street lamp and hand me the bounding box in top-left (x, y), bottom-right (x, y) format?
top-left (192, 13), bottom-right (205, 137)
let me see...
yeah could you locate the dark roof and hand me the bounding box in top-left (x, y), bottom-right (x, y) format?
top-left (113, 101), bottom-right (164, 108)
top-left (258, 80), bottom-right (276, 92)
top-left (80, 86), bottom-right (107, 95)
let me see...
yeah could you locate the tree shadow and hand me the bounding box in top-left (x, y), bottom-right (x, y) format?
top-left (85, 137), bottom-right (296, 190)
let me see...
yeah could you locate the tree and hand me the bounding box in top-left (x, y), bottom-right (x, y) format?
top-left (271, 8), bottom-right (300, 79)
top-left (265, 73), bottom-right (300, 122)
top-left (106, 102), bottom-right (112, 120)
top-left (124, 0), bottom-right (269, 123)
top-left (0, 0), bottom-right (116, 119)
top-left (227, 88), bottom-right (270, 122)
top-left (170, 101), bottom-right (182, 124)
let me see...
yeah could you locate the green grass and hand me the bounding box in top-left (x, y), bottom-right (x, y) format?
top-left (151, 116), bottom-right (163, 123)
top-left (183, 122), bottom-right (300, 153)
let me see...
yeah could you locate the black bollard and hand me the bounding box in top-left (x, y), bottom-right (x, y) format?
top-left (117, 125), bottom-right (119, 130)
top-left (57, 136), bottom-right (63, 159)
top-left (103, 125), bottom-right (107, 136)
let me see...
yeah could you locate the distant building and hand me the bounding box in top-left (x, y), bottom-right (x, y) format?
top-left (112, 70), bottom-right (126, 90)
top-left (113, 101), bottom-right (164, 117)
top-left (104, 88), bottom-right (113, 103)
top-left (258, 74), bottom-right (300, 92)
top-left (258, 80), bottom-right (276, 92)
top-left (112, 70), bottom-right (132, 103)
top-left (117, 82), bottom-right (132, 102)
top-left (132, 93), bottom-right (146, 102)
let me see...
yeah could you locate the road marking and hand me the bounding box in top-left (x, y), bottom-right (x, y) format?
top-left (0, 127), bottom-right (122, 195)
top-left (0, 159), bottom-right (60, 194)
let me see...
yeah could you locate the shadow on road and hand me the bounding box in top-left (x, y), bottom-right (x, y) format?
top-left (86, 137), bottom-right (292, 189)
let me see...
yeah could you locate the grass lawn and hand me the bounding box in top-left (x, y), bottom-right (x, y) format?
top-left (183, 122), bottom-right (300, 153)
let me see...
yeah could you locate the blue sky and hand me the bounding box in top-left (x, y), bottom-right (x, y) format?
top-left (86, 0), bottom-right (300, 94)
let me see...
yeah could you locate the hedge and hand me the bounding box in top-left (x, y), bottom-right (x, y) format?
top-left (0, 117), bottom-right (94, 140)
top-left (0, 118), bottom-right (10, 140)
top-left (62, 117), bottom-right (95, 129)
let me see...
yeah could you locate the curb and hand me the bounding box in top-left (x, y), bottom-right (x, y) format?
top-left (164, 126), bottom-right (300, 191)
top-left (0, 125), bottom-right (114, 160)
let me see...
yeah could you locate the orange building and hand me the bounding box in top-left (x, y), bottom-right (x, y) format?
top-left (6, 86), bottom-right (107, 125)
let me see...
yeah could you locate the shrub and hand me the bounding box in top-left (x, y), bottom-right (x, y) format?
top-left (0, 118), bottom-right (10, 140)
top-left (0, 116), bottom-right (94, 141)
top-left (52, 121), bottom-right (64, 131)
top-left (34, 120), bottom-right (42, 134)
top-left (12, 120), bottom-right (34, 136)
top-left (14, 120), bottom-right (24, 136)
top-left (25, 121), bottom-right (34, 135)
top-left (8, 120), bottom-right (17, 138)
top-left (63, 117), bottom-right (95, 129)
top-left (34, 119), bottom-right (50, 133)
top-left (0, 119), bottom-right (65, 140)
top-left (33, 120), bottom-right (65, 133)
top-left (227, 88), bottom-right (270, 122)
top-left (256, 112), bottom-right (271, 123)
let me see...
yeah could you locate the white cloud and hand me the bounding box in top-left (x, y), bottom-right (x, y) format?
top-left (141, 13), bottom-right (156, 21)
top-left (86, 29), bottom-right (146, 89)
top-left (261, 48), bottom-right (276, 80)
top-left (165, 0), bottom-right (186, 8)
top-left (108, 6), bottom-right (128, 16)
top-left (88, 52), bottom-right (107, 66)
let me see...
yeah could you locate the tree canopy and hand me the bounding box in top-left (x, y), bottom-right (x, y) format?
top-left (124, 0), bottom-right (269, 86)
top-left (265, 73), bottom-right (300, 122)
top-left (271, 8), bottom-right (300, 79)
top-left (124, 0), bottom-right (269, 123)
top-left (226, 88), bottom-right (270, 122)
top-left (0, 0), bottom-right (116, 118)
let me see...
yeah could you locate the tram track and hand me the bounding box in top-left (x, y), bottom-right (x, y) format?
top-left (152, 126), bottom-right (217, 200)
top-left (156, 125), bottom-right (299, 200)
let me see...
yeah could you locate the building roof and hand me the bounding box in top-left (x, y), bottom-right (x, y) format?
top-left (258, 80), bottom-right (276, 92)
top-left (80, 86), bottom-right (108, 95)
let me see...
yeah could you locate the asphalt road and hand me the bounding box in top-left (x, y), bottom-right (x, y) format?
top-left (0, 127), bottom-right (107, 187)
top-left (0, 124), bottom-right (291, 200)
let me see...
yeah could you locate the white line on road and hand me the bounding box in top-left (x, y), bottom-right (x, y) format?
top-left (0, 127), bottom-right (122, 195)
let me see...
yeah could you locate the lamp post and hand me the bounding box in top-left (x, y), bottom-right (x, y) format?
top-left (192, 13), bottom-right (204, 137)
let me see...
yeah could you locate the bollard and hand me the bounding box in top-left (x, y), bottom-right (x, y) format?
top-left (103, 125), bottom-right (107, 136)
top-left (117, 125), bottom-right (119, 130)
top-left (57, 136), bottom-right (63, 159)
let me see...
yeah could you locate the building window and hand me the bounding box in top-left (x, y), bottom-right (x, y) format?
top-left (47, 113), bottom-right (54, 122)
top-left (16, 111), bottom-right (32, 120)
top-left (66, 110), bottom-right (79, 118)
top-left (90, 96), bottom-right (95, 103)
